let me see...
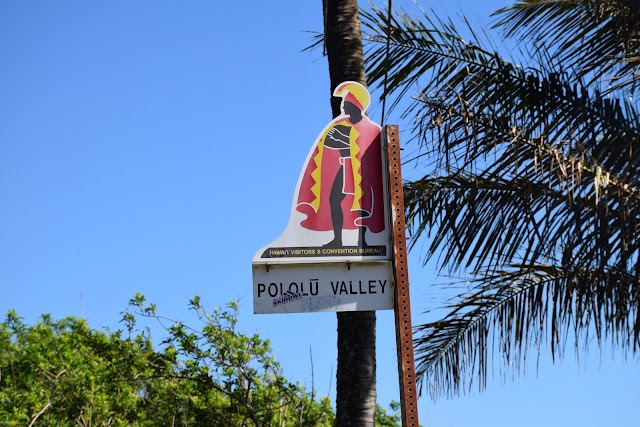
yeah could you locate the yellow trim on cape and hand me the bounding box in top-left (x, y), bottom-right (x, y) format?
top-left (349, 126), bottom-right (362, 211)
top-left (309, 128), bottom-right (327, 213)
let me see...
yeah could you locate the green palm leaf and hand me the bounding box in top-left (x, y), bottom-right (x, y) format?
top-left (415, 264), bottom-right (640, 396)
top-left (361, 1), bottom-right (640, 397)
top-left (494, 0), bottom-right (640, 93)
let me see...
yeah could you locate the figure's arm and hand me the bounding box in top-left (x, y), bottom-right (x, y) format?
top-left (324, 124), bottom-right (351, 151)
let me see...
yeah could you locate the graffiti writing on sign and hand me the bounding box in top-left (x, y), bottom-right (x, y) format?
top-left (306, 295), bottom-right (341, 311)
top-left (273, 290), bottom-right (303, 307)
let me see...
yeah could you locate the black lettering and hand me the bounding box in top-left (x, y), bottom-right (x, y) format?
top-left (359, 280), bottom-right (365, 294)
top-left (368, 280), bottom-right (376, 294)
top-left (268, 283), bottom-right (278, 297)
top-left (349, 280), bottom-right (357, 295)
top-left (300, 281), bottom-right (308, 295)
top-left (379, 280), bottom-right (387, 293)
top-left (339, 281), bottom-right (348, 295)
top-left (258, 283), bottom-right (266, 297)
top-left (310, 280), bottom-right (319, 296)
top-left (331, 281), bottom-right (339, 294)
top-left (289, 282), bottom-right (299, 294)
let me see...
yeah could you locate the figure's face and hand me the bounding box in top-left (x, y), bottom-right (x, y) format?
top-left (342, 101), bottom-right (362, 120)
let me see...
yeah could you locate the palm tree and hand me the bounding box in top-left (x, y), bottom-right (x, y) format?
top-left (361, 0), bottom-right (640, 397)
top-left (323, 0), bottom-right (377, 424)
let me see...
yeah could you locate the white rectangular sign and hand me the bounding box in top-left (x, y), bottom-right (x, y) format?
top-left (253, 261), bottom-right (394, 314)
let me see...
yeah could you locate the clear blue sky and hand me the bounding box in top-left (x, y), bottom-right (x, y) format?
top-left (1, 1), bottom-right (638, 426)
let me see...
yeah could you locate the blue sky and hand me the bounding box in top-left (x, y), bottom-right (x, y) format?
top-left (1, 1), bottom-right (638, 426)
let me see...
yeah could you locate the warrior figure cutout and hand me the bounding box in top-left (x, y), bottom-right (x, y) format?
top-left (296, 81), bottom-right (385, 248)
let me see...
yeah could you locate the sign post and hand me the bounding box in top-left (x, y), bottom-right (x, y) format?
top-left (386, 125), bottom-right (419, 427)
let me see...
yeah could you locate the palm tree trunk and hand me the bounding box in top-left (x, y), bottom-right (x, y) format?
top-left (336, 311), bottom-right (376, 426)
top-left (323, 0), bottom-right (376, 425)
top-left (324, 0), bottom-right (366, 115)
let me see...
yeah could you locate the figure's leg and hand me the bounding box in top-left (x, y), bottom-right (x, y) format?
top-left (358, 226), bottom-right (368, 248)
top-left (357, 208), bottom-right (371, 247)
top-left (325, 166), bottom-right (346, 247)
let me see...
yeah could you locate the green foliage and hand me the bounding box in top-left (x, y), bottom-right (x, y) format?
top-left (375, 401), bottom-right (401, 426)
top-left (0, 298), bottom-right (336, 427)
top-left (128, 294), bottom-right (335, 427)
top-left (362, 0), bottom-right (640, 397)
top-left (0, 309), bottom-right (154, 426)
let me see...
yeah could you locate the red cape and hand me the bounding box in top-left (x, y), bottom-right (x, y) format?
top-left (296, 116), bottom-right (385, 233)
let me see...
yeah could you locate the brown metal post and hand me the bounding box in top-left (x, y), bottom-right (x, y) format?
top-left (385, 125), bottom-right (419, 427)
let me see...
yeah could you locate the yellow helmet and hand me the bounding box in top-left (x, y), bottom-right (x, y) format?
top-left (333, 81), bottom-right (370, 112)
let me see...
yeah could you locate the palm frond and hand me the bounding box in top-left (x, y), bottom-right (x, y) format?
top-left (362, 2), bottom-right (640, 397)
top-left (361, 5), bottom-right (507, 114)
top-left (493, 0), bottom-right (640, 94)
top-left (404, 76), bottom-right (640, 269)
top-left (416, 264), bottom-right (640, 397)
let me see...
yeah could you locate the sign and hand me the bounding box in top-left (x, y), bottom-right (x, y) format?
top-left (252, 81), bottom-right (393, 313)
top-left (253, 262), bottom-right (392, 314)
